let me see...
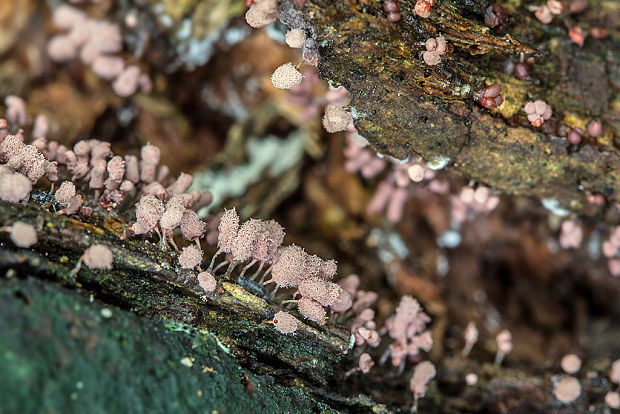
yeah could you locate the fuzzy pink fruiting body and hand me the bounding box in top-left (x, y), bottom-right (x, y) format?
top-left (113, 66), bottom-right (141, 97)
top-left (322, 104), bottom-right (352, 133)
top-left (606, 392), bottom-right (620, 409)
top-left (217, 208), bottom-right (240, 253)
top-left (231, 219), bottom-right (263, 262)
top-left (10, 222), bottom-right (37, 248)
top-left (561, 354), bottom-right (582, 374)
top-left (83, 244), bottom-right (114, 269)
top-left (410, 361), bottom-right (436, 401)
top-left (197, 271), bottom-right (217, 293)
top-left (535, 5), bottom-right (553, 24)
top-left (166, 173), bottom-right (193, 195)
top-left (272, 63), bottom-right (303, 90)
top-left (553, 377), bottom-right (581, 404)
top-left (285, 29), bottom-right (306, 48)
top-left (139, 144), bottom-right (161, 183)
top-left (270, 245), bottom-right (308, 288)
top-left (297, 297), bottom-right (327, 325)
top-left (569, 26), bottom-right (585, 45)
top-left (180, 210), bottom-right (206, 241)
top-left (586, 120), bottom-right (603, 137)
top-left (414, 0), bottom-right (432, 18)
top-left (160, 195), bottom-right (186, 231)
top-left (55, 181), bottom-right (77, 208)
top-left (495, 329), bottom-right (512, 365)
top-left (179, 245), bottom-right (203, 269)
top-left (272, 311), bottom-right (299, 334)
top-left (245, 0), bottom-right (278, 28)
top-left (0, 172), bottom-right (32, 202)
top-left (135, 195), bottom-right (164, 231)
top-left (358, 353), bottom-right (374, 373)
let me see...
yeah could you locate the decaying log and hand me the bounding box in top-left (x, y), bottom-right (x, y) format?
top-left (298, 0), bottom-right (619, 214)
top-left (0, 200), bottom-right (394, 413)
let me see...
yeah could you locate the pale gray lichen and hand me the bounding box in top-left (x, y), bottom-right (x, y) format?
top-left (370, 228), bottom-right (409, 264)
top-left (542, 198), bottom-right (570, 217)
top-left (191, 131), bottom-right (305, 214)
top-left (426, 156), bottom-right (450, 170)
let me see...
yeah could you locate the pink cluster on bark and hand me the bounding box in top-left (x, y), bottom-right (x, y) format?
top-left (524, 100), bottom-right (552, 127)
top-left (450, 185), bottom-right (500, 224)
top-left (382, 296), bottom-right (433, 368)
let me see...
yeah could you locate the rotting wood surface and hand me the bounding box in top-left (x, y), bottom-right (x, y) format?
top-left (298, 0), bottom-right (619, 214)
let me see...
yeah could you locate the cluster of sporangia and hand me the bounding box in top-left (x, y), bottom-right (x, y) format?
top-left (129, 198), bottom-right (437, 400)
top-left (0, 101), bottom-right (438, 409)
top-left (389, 0), bottom-right (607, 142)
top-left (130, 199), bottom-right (317, 319)
top-left (47, 4), bottom-right (152, 98)
top-left (246, 0), bottom-right (354, 134)
top-left (0, 96), bottom-right (211, 269)
top-left (204, 207), bottom-right (352, 328)
top-left (339, 276), bottom-right (435, 404)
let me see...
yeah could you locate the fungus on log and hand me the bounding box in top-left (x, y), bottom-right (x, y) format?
top-left (0, 201), bottom-right (352, 386)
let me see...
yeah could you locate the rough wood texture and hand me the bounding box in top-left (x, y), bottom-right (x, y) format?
top-left (0, 277), bottom-right (338, 413)
top-left (298, 0), bottom-right (619, 214)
